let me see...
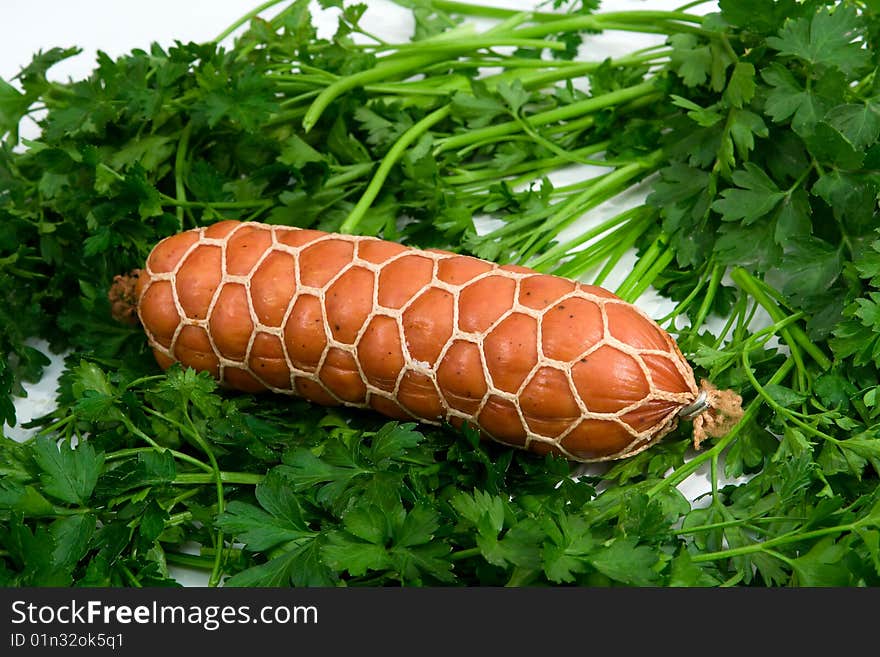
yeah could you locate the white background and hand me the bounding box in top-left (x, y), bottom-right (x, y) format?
top-left (2, 0), bottom-right (722, 584)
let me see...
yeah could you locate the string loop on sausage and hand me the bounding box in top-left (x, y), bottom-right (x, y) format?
top-left (678, 391), bottom-right (708, 420)
top-left (690, 380), bottom-right (744, 450)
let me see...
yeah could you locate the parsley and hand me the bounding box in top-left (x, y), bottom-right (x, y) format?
top-left (2, 0), bottom-right (880, 588)
top-left (32, 436), bottom-right (104, 506)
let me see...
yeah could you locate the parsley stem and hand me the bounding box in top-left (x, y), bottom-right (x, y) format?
top-left (729, 267), bottom-right (831, 371)
top-left (739, 308), bottom-right (807, 350)
top-left (546, 112), bottom-right (600, 136)
top-left (658, 263), bottom-right (712, 326)
top-left (722, 302), bottom-right (757, 349)
top-left (50, 506), bottom-right (94, 516)
top-left (552, 223), bottom-right (631, 279)
top-left (675, 0), bottom-right (713, 11)
top-left (482, 8), bottom-right (532, 34)
top-left (265, 106), bottom-right (310, 127)
top-left (200, 546), bottom-right (246, 559)
top-left (303, 53), bottom-right (436, 132)
top-left (589, 218), bottom-right (650, 285)
top-left (159, 194), bottom-right (273, 210)
top-left (409, 1), bottom-right (532, 22)
top-left (449, 546), bottom-right (481, 561)
top-left (214, 0), bottom-right (288, 43)
top-left (435, 80), bottom-right (658, 154)
top-left (182, 410), bottom-right (226, 587)
top-left (277, 89), bottom-right (322, 109)
top-left (174, 122), bottom-right (192, 230)
top-left (463, 49), bottom-right (666, 73)
top-left (167, 511), bottom-right (193, 527)
top-left (354, 26), bottom-right (390, 48)
top-left (340, 104), bottom-right (451, 234)
top-left (676, 515), bottom-right (802, 536)
top-left (428, 2), bottom-right (704, 26)
top-left (378, 37), bottom-right (569, 54)
top-left (104, 445), bottom-right (212, 473)
top-left (742, 348), bottom-right (835, 443)
top-left (33, 413), bottom-right (75, 437)
top-left (166, 488), bottom-right (201, 512)
top-left (426, 50), bottom-right (668, 94)
top-left (445, 141), bottom-right (609, 186)
top-left (165, 551), bottom-right (216, 571)
top-left (689, 522), bottom-right (858, 563)
top-left (507, 110), bottom-right (603, 169)
top-left (120, 374), bottom-right (167, 390)
top-left (527, 204), bottom-right (648, 272)
top-left (615, 232), bottom-right (668, 301)
top-left (596, 21), bottom-right (700, 36)
top-left (326, 163), bottom-right (376, 188)
top-left (623, 244), bottom-right (675, 302)
top-left (517, 182), bottom-right (626, 260)
top-left (120, 563), bottom-right (143, 588)
top-left (515, 13), bottom-right (706, 39)
top-left (174, 471), bottom-right (264, 485)
top-left (690, 262), bottom-right (724, 331)
top-left (118, 415), bottom-right (213, 474)
top-left (357, 83), bottom-right (455, 98)
top-left (519, 153), bottom-right (663, 263)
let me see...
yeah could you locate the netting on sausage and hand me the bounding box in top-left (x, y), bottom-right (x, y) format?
top-left (137, 221), bottom-right (701, 462)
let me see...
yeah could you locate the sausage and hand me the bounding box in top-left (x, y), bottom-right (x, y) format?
top-left (134, 220), bottom-right (706, 462)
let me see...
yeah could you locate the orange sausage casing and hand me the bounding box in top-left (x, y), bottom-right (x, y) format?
top-left (135, 220), bottom-right (701, 462)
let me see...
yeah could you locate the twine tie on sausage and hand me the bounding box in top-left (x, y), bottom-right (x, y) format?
top-left (686, 379), bottom-right (744, 451)
top-left (109, 270), bottom-right (142, 326)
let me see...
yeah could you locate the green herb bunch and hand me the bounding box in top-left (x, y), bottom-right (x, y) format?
top-left (1, 0), bottom-right (880, 587)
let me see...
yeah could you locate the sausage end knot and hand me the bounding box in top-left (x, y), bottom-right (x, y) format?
top-left (109, 269), bottom-right (142, 326)
top-left (687, 379), bottom-right (744, 451)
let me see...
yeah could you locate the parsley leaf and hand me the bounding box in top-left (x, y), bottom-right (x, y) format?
top-left (216, 470), bottom-right (314, 552)
top-left (830, 292), bottom-right (880, 367)
top-left (31, 436), bottom-right (104, 506)
top-left (711, 163), bottom-right (785, 224)
top-left (323, 501), bottom-right (454, 584)
top-left (761, 63), bottom-right (827, 136)
top-left (825, 98), bottom-right (880, 149)
top-left (766, 5), bottom-right (871, 76)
